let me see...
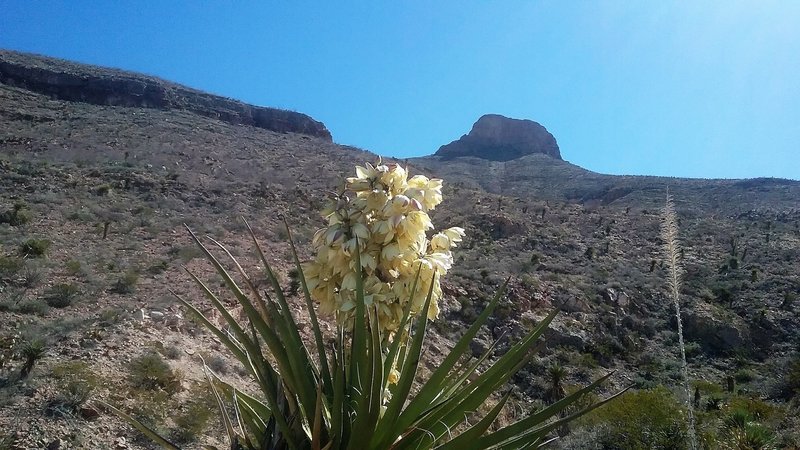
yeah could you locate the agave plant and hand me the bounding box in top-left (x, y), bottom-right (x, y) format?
top-left (105, 162), bottom-right (622, 449)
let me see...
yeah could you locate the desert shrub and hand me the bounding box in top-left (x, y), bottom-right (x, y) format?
top-left (782, 292), bottom-right (797, 310)
top-left (684, 341), bottom-right (702, 359)
top-left (0, 256), bottom-right (24, 280)
top-left (170, 385), bottom-right (217, 443)
top-left (51, 360), bottom-right (98, 384)
top-left (65, 208), bottom-right (94, 222)
top-left (734, 368), bottom-right (757, 384)
top-left (726, 396), bottom-right (779, 423)
top-left (785, 356), bottom-right (800, 398)
top-left (287, 268), bottom-right (301, 295)
top-left (97, 307), bottom-right (125, 326)
top-left (64, 259), bottom-right (83, 275)
top-left (20, 262), bottom-right (42, 287)
top-left (127, 352), bottom-right (182, 394)
top-left (721, 408), bottom-right (775, 449)
top-left (146, 259), bottom-right (169, 275)
top-left (45, 379), bottom-right (93, 418)
top-left (161, 344), bottom-right (182, 360)
top-left (0, 202), bottom-right (32, 226)
top-left (202, 354), bottom-right (228, 375)
top-left (94, 184), bottom-right (112, 196)
top-left (20, 338), bottom-right (46, 378)
top-left (713, 285), bottom-right (734, 306)
top-left (692, 379), bottom-right (723, 395)
top-left (16, 300), bottom-right (49, 315)
top-left (45, 283), bottom-right (80, 308)
top-left (167, 244), bottom-right (203, 263)
top-left (584, 386), bottom-right (689, 449)
top-left (19, 238), bottom-right (51, 258)
top-left (111, 270), bottom-right (139, 294)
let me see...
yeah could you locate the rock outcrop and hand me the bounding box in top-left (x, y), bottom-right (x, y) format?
top-left (682, 304), bottom-right (751, 355)
top-left (436, 114), bottom-right (561, 161)
top-left (0, 50), bottom-right (332, 140)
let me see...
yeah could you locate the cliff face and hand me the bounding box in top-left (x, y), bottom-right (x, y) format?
top-left (436, 114), bottom-right (561, 161)
top-left (0, 50), bottom-right (332, 140)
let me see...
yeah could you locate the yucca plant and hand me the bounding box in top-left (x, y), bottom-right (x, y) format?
top-left (104, 162), bottom-right (622, 449)
top-left (661, 192), bottom-right (698, 450)
top-left (19, 338), bottom-right (46, 379)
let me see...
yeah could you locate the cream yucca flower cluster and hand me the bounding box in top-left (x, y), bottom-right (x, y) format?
top-left (304, 161), bottom-right (464, 332)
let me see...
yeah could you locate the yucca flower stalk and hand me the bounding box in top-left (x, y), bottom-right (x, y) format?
top-left (661, 192), bottom-right (698, 450)
top-left (105, 161), bottom-right (622, 449)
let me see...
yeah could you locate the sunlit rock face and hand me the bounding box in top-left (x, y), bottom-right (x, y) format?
top-left (435, 114), bottom-right (561, 161)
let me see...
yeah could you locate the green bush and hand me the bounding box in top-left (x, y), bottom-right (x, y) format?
top-left (684, 341), bottom-right (702, 359)
top-left (692, 379), bottom-right (723, 395)
top-left (65, 259), bottom-right (83, 276)
top-left (127, 352), bottom-right (182, 394)
top-left (20, 262), bottom-right (42, 287)
top-left (584, 386), bottom-right (689, 449)
top-left (98, 308), bottom-right (125, 326)
top-left (45, 379), bottom-right (93, 418)
top-left (20, 338), bottom-right (46, 378)
top-left (45, 283), bottom-right (80, 308)
top-left (0, 256), bottom-right (24, 279)
top-left (734, 368), bottom-right (757, 384)
top-left (95, 184), bottom-right (112, 196)
top-left (0, 202), bottom-right (32, 226)
top-left (787, 356), bottom-right (800, 398)
top-left (721, 408), bottom-right (775, 449)
top-left (19, 238), bottom-right (51, 258)
top-left (170, 385), bottom-right (217, 443)
top-left (16, 299), bottom-right (49, 315)
top-left (147, 259), bottom-right (169, 275)
top-left (112, 270), bottom-right (139, 294)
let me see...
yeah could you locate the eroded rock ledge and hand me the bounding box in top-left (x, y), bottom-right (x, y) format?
top-left (0, 49), bottom-right (332, 140)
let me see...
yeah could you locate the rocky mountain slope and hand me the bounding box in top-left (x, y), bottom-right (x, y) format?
top-left (0, 50), bottom-right (331, 140)
top-left (1, 50), bottom-right (799, 449)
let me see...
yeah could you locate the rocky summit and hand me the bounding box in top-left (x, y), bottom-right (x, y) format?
top-left (435, 114), bottom-right (561, 161)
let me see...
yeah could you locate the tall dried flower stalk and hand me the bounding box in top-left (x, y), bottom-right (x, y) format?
top-left (661, 192), bottom-right (698, 450)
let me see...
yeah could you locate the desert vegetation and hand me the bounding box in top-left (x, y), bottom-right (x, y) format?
top-left (1, 53), bottom-right (799, 448)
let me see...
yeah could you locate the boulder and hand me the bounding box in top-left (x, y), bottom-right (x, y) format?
top-left (682, 303), bottom-right (751, 355)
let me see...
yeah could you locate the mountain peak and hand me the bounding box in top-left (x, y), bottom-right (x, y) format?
top-left (435, 114), bottom-right (561, 161)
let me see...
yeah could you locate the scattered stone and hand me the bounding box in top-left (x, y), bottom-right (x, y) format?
top-left (79, 405), bottom-right (100, 421)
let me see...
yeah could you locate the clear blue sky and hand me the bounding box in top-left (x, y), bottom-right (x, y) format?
top-left (2, 2), bottom-right (798, 180)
